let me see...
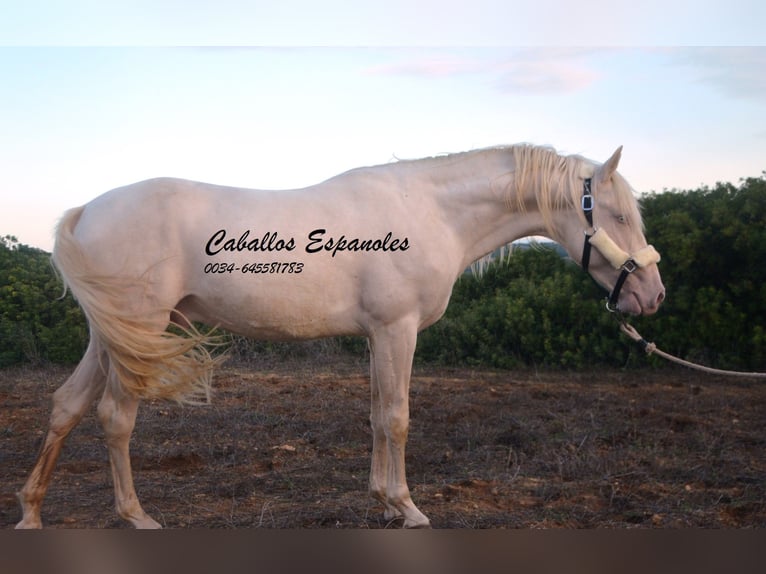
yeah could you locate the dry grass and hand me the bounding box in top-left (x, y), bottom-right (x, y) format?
top-left (2, 358), bottom-right (765, 528)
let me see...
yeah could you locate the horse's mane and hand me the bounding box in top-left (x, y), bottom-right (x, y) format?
top-left (457, 144), bottom-right (643, 276)
top-left (388, 143), bottom-right (643, 242)
top-left (508, 144), bottom-right (643, 241)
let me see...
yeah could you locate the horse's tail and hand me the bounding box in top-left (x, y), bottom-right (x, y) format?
top-left (52, 206), bottom-right (222, 404)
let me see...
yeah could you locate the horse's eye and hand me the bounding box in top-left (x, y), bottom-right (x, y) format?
top-left (617, 215), bottom-right (626, 224)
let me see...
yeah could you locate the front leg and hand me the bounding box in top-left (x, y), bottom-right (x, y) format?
top-left (368, 320), bottom-right (430, 528)
top-left (368, 340), bottom-right (401, 522)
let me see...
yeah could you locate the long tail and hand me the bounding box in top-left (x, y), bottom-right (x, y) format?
top-left (52, 207), bottom-right (223, 404)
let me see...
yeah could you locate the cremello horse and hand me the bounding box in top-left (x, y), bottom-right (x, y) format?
top-left (17, 144), bottom-right (664, 529)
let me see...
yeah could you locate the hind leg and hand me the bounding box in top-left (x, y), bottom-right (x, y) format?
top-left (97, 376), bottom-right (161, 529)
top-left (16, 340), bottom-right (108, 529)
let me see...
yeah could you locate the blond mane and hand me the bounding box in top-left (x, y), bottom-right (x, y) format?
top-left (508, 144), bottom-right (643, 240)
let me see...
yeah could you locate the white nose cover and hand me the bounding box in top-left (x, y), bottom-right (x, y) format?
top-left (589, 228), bottom-right (661, 270)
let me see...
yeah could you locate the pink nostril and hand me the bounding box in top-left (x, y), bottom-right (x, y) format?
top-left (656, 290), bottom-right (666, 306)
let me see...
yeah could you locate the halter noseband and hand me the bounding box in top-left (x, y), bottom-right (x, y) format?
top-left (580, 177), bottom-right (661, 312)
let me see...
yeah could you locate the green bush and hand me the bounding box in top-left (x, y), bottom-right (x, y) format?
top-left (634, 174), bottom-right (766, 370)
top-left (0, 235), bottom-right (88, 365)
top-left (415, 247), bottom-right (631, 369)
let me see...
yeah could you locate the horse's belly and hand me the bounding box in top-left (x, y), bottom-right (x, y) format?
top-left (176, 279), bottom-right (364, 341)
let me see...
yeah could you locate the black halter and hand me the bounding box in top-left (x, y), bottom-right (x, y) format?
top-left (580, 177), bottom-right (638, 312)
top-left (581, 178), bottom-right (595, 272)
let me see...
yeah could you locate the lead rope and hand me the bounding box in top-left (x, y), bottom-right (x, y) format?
top-left (617, 318), bottom-right (766, 379)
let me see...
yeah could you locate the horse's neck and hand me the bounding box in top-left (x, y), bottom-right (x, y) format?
top-left (425, 151), bottom-right (551, 269)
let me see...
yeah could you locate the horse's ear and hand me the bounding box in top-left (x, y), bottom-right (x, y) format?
top-left (600, 146), bottom-right (623, 183)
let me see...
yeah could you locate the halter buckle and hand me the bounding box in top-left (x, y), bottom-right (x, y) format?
top-left (621, 259), bottom-right (637, 273)
top-left (581, 194), bottom-right (594, 212)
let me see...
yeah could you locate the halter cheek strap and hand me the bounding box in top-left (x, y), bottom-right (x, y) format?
top-left (581, 178), bottom-right (595, 271)
top-left (579, 178), bottom-right (661, 312)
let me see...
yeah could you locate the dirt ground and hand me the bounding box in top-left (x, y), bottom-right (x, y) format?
top-left (2, 357), bottom-right (765, 529)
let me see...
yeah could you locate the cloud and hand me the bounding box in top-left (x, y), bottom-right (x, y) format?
top-left (491, 57), bottom-right (599, 94)
top-left (365, 54), bottom-right (487, 78)
top-left (670, 47), bottom-right (766, 102)
top-left (364, 48), bottom-right (603, 95)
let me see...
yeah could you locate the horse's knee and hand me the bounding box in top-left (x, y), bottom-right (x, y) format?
top-left (48, 388), bottom-right (88, 438)
top-left (96, 395), bottom-right (113, 426)
top-left (48, 355), bottom-right (106, 435)
top-left (383, 413), bottom-right (409, 444)
top-left (97, 394), bottom-right (136, 440)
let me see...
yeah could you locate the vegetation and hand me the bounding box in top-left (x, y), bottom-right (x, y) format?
top-left (1, 173), bottom-right (764, 370)
top-left (637, 174), bottom-right (766, 370)
top-left (0, 235), bottom-right (87, 366)
top-left (415, 247), bottom-right (621, 369)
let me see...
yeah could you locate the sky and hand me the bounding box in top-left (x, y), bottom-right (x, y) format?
top-left (1, 1), bottom-right (765, 251)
